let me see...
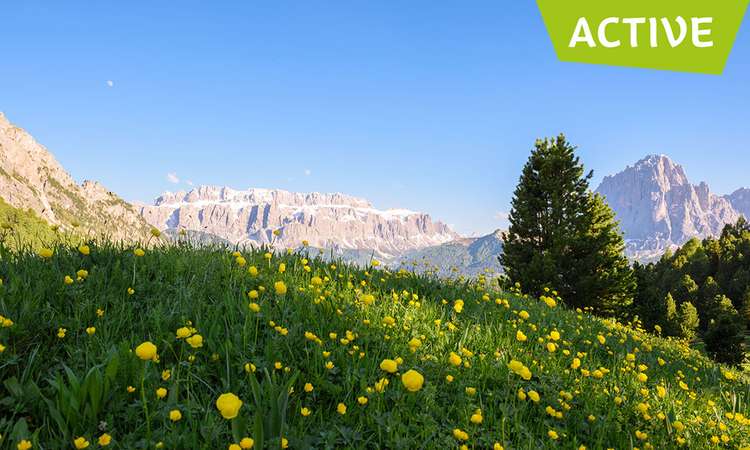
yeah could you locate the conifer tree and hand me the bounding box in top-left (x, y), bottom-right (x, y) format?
top-left (704, 296), bottom-right (745, 365)
top-left (677, 301), bottom-right (699, 341)
top-left (500, 135), bottom-right (635, 313)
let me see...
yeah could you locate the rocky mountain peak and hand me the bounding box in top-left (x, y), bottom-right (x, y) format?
top-left (0, 112), bottom-right (150, 239)
top-left (597, 154), bottom-right (741, 260)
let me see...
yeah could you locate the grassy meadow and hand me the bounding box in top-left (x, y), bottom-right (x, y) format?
top-left (1, 241), bottom-right (750, 449)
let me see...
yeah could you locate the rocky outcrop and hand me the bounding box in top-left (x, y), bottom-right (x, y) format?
top-left (140, 186), bottom-right (459, 257)
top-left (596, 155), bottom-right (742, 260)
top-left (0, 112), bottom-right (150, 240)
top-left (725, 188), bottom-right (750, 220)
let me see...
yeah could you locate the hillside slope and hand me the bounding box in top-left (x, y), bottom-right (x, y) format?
top-left (0, 112), bottom-right (150, 241)
top-left (0, 244), bottom-right (747, 449)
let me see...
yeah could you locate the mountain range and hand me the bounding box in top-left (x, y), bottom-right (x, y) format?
top-left (2, 111), bottom-right (749, 271)
top-left (138, 186), bottom-right (458, 258)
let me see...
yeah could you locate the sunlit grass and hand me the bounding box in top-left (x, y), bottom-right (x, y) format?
top-left (0, 241), bottom-right (749, 449)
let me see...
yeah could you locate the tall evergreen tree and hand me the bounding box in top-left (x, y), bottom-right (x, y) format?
top-left (500, 135), bottom-right (635, 313)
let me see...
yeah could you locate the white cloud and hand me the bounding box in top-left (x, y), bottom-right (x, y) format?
top-left (106, 80), bottom-right (114, 88)
top-left (186, 180), bottom-right (194, 186)
top-left (166, 172), bottom-right (180, 184)
top-left (304, 169), bottom-right (312, 176)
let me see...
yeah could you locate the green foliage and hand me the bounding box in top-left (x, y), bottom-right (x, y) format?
top-left (0, 197), bottom-right (71, 250)
top-left (704, 297), bottom-right (746, 365)
top-left (676, 302), bottom-right (700, 341)
top-left (635, 218), bottom-right (750, 363)
top-left (500, 135), bottom-right (634, 314)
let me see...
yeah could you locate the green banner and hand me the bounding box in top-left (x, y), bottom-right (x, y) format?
top-left (537, 0), bottom-right (749, 74)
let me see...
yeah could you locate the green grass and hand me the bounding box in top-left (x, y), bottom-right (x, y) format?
top-left (0, 242), bottom-right (749, 449)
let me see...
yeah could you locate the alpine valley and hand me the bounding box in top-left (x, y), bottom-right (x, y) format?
top-left (2, 111), bottom-right (749, 272)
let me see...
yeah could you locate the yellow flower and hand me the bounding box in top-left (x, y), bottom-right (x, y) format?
top-left (249, 302), bottom-right (261, 313)
top-left (216, 393), bottom-right (243, 419)
top-left (470, 410), bottom-right (483, 424)
top-left (494, 444), bottom-right (504, 450)
top-left (236, 256), bottom-right (247, 266)
top-left (156, 387), bottom-right (167, 399)
top-left (380, 359), bottom-right (398, 373)
top-left (304, 383), bottom-right (314, 392)
top-left (508, 360), bottom-right (532, 380)
top-left (516, 330), bottom-right (527, 342)
top-left (401, 369), bottom-right (424, 392)
top-left (549, 330), bottom-right (560, 341)
top-left (597, 335), bottom-right (606, 345)
top-left (134, 248), bottom-right (145, 257)
top-left (527, 390), bottom-right (540, 402)
top-left (57, 328), bottom-right (67, 338)
top-left (635, 430), bottom-right (648, 441)
top-left (186, 334), bottom-right (204, 348)
top-left (274, 281), bottom-right (287, 295)
top-left (98, 434), bottom-right (111, 446)
top-left (240, 437), bottom-right (255, 449)
top-left (176, 327), bottom-right (192, 339)
top-left (361, 294), bottom-right (375, 305)
top-left (571, 358), bottom-right (581, 370)
top-left (17, 440), bottom-right (33, 450)
top-left (135, 341), bottom-right (158, 361)
top-left (248, 266), bottom-right (259, 276)
top-left (229, 445), bottom-right (241, 450)
top-left (73, 437), bottom-right (90, 449)
top-left (162, 370), bottom-right (171, 381)
top-left (546, 342), bottom-right (557, 352)
top-left (547, 430), bottom-right (559, 440)
top-left (656, 386), bottom-right (667, 398)
top-left (518, 310), bottom-right (530, 320)
top-left (452, 429), bottom-right (469, 441)
top-left (449, 352), bottom-right (462, 366)
top-left (127, 386), bottom-right (136, 393)
top-left (86, 327), bottom-right (96, 336)
top-left (357, 396), bottom-right (368, 405)
top-left (38, 248), bottom-right (54, 258)
top-left (281, 437), bottom-right (288, 449)
top-left (453, 299), bottom-right (464, 313)
top-left (64, 275), bottom-right (74, 285)
top-left (301, 407), bottom-right (311, 416)
top-left (637, 372), bottom-right (648, 383)
top-left (337, 402), bottom-right (347, 415)
top-left (170, 410), bottom-right (182, 421)
top-left (150, 227), bottom-right (162, 237)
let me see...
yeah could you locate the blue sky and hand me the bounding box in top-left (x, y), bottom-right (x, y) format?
top-left (1, 2), bottom-right (748, 235)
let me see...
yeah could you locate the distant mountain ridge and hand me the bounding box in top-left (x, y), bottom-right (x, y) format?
top-left (0, 112), bottom-right (150, 240)
top-left (596, 154), bottom-right (749, 260)
top-left (140, 185), bottom-right (459, 258)
top-left (395, 229), bottom-right (504, 276)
